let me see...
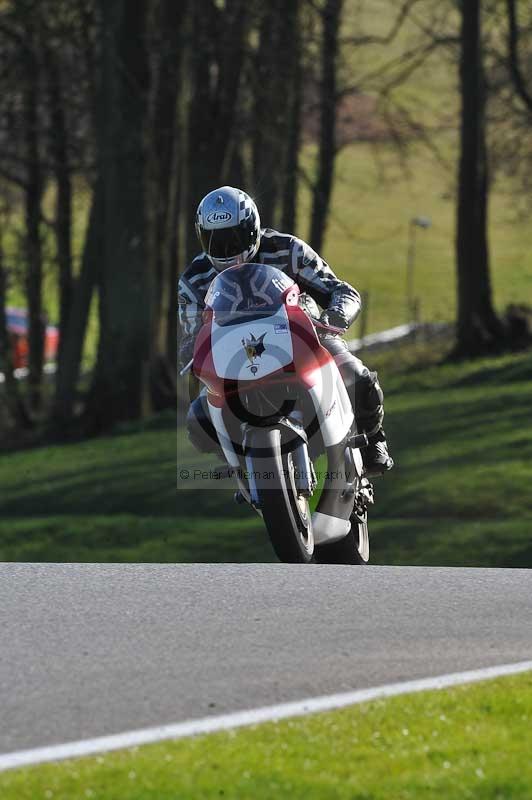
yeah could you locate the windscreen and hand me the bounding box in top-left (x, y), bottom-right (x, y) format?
top-left (205, 263), bottom-right (294, 325)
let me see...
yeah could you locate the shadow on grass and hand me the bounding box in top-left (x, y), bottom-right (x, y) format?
top-left (371, 516), bottom-right (532, 568)
top-left (0, 415), bottom-right (274, 563)
top-left (0, 513), bottom-right (274, 563)
top-left (2, 351), bottom-right (531, 567)
top-left (375, 372), bottom-right (532, 528)
top-left (448, 352), bottom-right (532, 389)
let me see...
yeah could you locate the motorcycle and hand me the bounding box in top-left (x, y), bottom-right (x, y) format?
top-left (185, 262), bottom-right (374, 564)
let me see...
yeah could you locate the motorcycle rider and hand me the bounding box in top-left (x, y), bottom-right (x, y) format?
top-left (179, 186), bottom-right (393, 477)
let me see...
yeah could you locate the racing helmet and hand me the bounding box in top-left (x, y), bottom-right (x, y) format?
top-left (195, 186), bottom-right (261, 271)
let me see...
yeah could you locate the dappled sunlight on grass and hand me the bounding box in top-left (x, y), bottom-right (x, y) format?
top-left (370, 350), bottom-right (532, 566)
top-left (1, 349), bottom-right (530, 567)
top-left (0, 412), bottom-right (272, 563)
top-left (2, 673), bottom-right (531, 799)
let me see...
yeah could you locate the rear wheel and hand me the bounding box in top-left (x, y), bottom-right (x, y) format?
top-left (313, 505), bottom-right (370, 565)
top-left (313, 441), bottom-right (371, 565)
top-left (251, 429), bottom-right (314, 563)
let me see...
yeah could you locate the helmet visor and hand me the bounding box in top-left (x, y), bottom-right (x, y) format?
top-left (199, 219), bottom-right (255, 260)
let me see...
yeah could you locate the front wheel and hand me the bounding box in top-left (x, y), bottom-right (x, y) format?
top-left (250, 428), bottom-right (314, 563)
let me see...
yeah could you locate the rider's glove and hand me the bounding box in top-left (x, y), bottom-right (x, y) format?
top-left (298, 293), bottom-right (321, 321)
top-left (320, 308), bottom-right (349, 331)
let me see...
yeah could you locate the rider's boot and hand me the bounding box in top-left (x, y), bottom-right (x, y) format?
top-left (362, 429), bottom-right (394, 477)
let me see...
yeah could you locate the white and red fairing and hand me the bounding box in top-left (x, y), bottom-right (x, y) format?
top-left (192, 285), bottom-right (353, 461)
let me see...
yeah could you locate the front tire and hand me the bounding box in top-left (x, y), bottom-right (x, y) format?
top-left (250, 428), bottom-right (314, 563)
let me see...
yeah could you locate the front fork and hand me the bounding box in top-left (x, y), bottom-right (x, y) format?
top-left (242, 417), bottom-right (314, 506)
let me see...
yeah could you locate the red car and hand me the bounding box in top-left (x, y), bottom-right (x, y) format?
top-left (6, 308), bottom-right (59, 369)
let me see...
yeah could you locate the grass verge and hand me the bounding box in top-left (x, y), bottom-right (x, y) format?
top-left (369, 346), bottom-right (532, 567)
top-left (1, 672), bottom-right (531, 799)
top-left (1, 347), bottom-right (531, 566)
top-left (0, 411), bottom-right (271, 563)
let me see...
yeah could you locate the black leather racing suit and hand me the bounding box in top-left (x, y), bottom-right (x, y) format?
top-left (179, 228), bottom-right (384, 452)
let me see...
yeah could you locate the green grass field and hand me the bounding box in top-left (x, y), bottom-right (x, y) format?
top-left (311, 1), bottom-right (532, 333)
top-left (0, 410), bottom-right (271, 563)
top-left (298, 137), bottom-right (532, 336)
top-left (1, 346), bottom-right (530, 567)
top-left (369, 345), bottom-right (532, 567)
top-left (2, 671), bottom-right (531, 799)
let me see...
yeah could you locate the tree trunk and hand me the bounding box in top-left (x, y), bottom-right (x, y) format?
top-left (184, 0), bottom-right (218, 261)
top-left (506, 0), bottom-right (532, 115)
top-left (309, 0), bottom-right (343, 253)
top-left (44, 44), bottom-right (73, 367)
top-left (162, 36), bottom-right (186, 376)
top-left (251, 1), bottom-right (287, 227)
top-left (23, 22), bottom-right (44, 411)
top-left (281, 0), bottom-right (302, 233)
top-left (212, 0), bottom-right (249, 184)
top-left (0, 237), bottom-right (32, 429)
top-left (185, 0), bottom-right (248, 260)
top-left (51, 186), bottom-right (101, 427)
top-left (144, 0), bottom-right (186, 409)
top-left (455, 0), bottom-right (505, 357)
top-left (85, 0), bottom-right (151, 430)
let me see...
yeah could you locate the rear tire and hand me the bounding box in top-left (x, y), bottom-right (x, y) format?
top-left (314, 509), bottom-right (370, 565)
top-left (251, 428), bottom-right (314, 563)
top-left (313, 443), bottom-right (370, 565)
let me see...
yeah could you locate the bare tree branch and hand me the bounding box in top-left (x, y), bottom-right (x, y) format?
top-left (379, 92), bottom-right (450, 168)
top-left (408, 4), bottom-right (459, 51)
top-left (337, 36), bottom-right (450, 101)
top-left (339, 0), bottom-right (423, 47)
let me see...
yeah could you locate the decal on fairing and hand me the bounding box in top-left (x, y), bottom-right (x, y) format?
top-left (211, 306), bottom-right (293, 381)
top-left (242, 332), bottom-right (266, 375)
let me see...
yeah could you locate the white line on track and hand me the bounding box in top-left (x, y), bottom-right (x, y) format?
top-left (1, 659), bottom-right (531, 772)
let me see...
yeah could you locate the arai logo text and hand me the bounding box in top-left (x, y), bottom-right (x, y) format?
top-left (206, 211), bottom-right (233, 224)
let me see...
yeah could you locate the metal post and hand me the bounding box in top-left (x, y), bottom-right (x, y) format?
top-left (406, 216), bottom-right (431, 324)
top-left (359, 290), bottom-right (369, 343)
top-left (406, 222), bottom-right (416, 323)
